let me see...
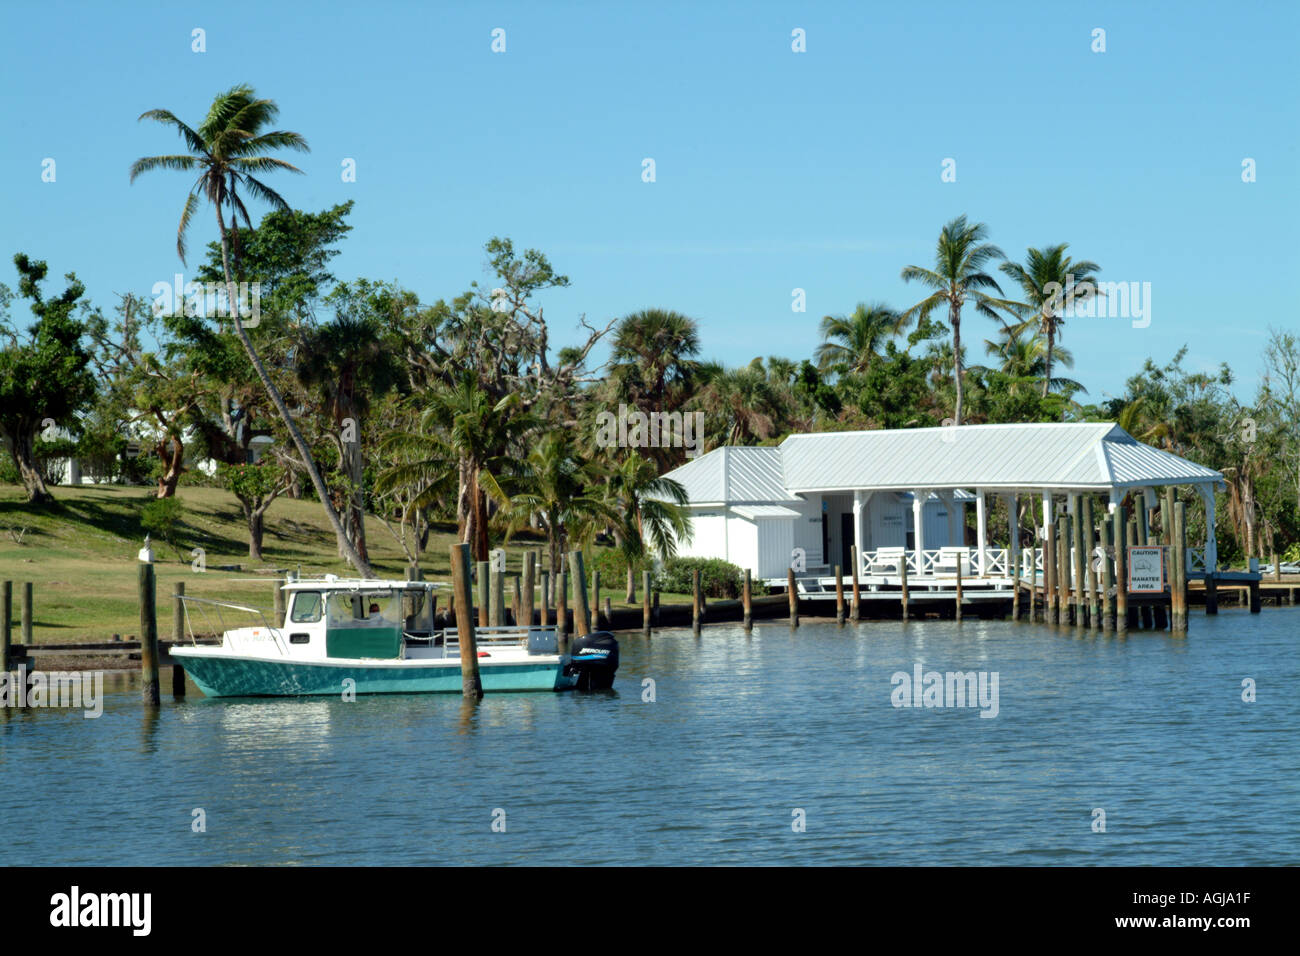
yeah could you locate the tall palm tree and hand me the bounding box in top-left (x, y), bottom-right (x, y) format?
top-left (600, 452), bottom-right (692, 600)
top-left (973, 326), bottom-right (1085, 396)
top-left (999, 244), bottom-right (1101, 398)
top-left (899, 215), bottom-right (1014, 425)
top-left (130, 84), bottom-right (372, 575)
top-left (608, 309), bottom-right (701, 411)
top-left (815, 302), bottom-right (898, 375)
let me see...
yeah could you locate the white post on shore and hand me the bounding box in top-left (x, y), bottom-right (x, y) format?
top-left (975, 489), bottom-right (988, 577)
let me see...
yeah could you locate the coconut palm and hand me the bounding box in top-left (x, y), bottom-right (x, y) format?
top-left (972, 326), bottom-right (1085, 396)
top-left (815, 302), bottom-right (898, 375)
top-left (600, 452), bottom-right (692, 600)
top-left (899, 216), bottom-right (1016, 425)
top-left (130, 84), bottom-right (372, 575)
top-left (999, 244), bottom-right (1101, 398)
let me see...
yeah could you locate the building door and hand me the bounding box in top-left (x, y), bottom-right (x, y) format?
top-left (840, 513), bottom-right (855, 571)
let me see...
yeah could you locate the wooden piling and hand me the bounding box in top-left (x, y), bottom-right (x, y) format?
top-left (954, 563), bottom-right (963, 622)
top-left (1271, 551), bottom-right (1282, 583)
top-left (449, 543), bottom-right (482, 699)
top-left (900, 559), bottom-right (910, 622)
top-left (489, 563), bottom-right (505, 627)
top-left (1084, 497), bottom-right (1099, 630)
top-left (603, 597), bottom-right (612, 627)
top-left (21, 582), bottom-right (33, 646)
top-left (1071, 496), bottom-right (1085, 626)
top-left (787, 568), bottom-right (799, 627)
top-left (521, 553), bottom-right (535, 628)
top-left (476, 560), bottom-right (489, 627)
top-left (692, 568), bottom-right (702, 635)
top-left (1099, 510), bottom-right (1113, 633)
top-left (742, 568), bottom-right (753, 631)
top-left (556, 569), bottom-right (569, 650)
top-left (849, 546), bottom-right (860, 623)
top-left (1043, 521), bottom-right (1057, 625)
top-left (1249, 579), bottom-right (1262, 614)
top-left (2, 581), bottom-right (11, 672)
top-left (835, 565), bottom-right (845, 625)
top-left (568, 551), bottom-right (592, 638)
top-left (592, 569), bottom-right (602, 629)
top-left (273, 579), bottom-right (286, 624)
top-left (1056, 516), bottom-right (1070, 625)
top-left (1114, 507), bottom-right (1129, 635)
top-left (1205, 571), bottom-right (1218, 615)
top-left (540, 569), bottom-right (551, 626)
top-left (171, 580), bottom-right (187, 697)
top-left (1172, 501), bottom-right (1188, 633)
top-left (1011, 550), bottom-right (1021, 621)
top-left (139, 563), bottom-right (160, 705)
top-left (642, 570), bottom-right (652, 636)
top-left (1027, 547), bottom-right (1036, 621)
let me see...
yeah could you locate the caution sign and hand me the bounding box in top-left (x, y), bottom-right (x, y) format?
top-left (1128, 547), bottom-right (1166, 592)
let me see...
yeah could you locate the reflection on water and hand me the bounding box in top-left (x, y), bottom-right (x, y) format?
top-left (1, 610), bottom-right (1297, 865)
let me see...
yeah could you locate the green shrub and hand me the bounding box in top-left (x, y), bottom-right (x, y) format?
top-left (655, 556), bottom-right (749, 599)
top-left (588, 548), bottom-right (651, 586)
top-left (139, 496), bottom-right (185, 549)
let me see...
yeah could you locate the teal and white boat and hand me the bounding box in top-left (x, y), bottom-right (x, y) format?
top-left (171, 576), bottom-right (616, 698)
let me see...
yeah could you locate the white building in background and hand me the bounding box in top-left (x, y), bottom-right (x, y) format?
top-left (660, 422), bottom-right (1225, 589)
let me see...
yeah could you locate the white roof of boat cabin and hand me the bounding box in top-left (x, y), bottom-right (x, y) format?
top-left (663, 423), bottom-right (1224, 502)
top-left (282, 577), bottom-right (446, 591)
top-left (778, 422), bottom-right (1222, 492)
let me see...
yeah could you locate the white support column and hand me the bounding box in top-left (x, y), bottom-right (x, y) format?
top-left (912, 490), bottom-right (926, 560)
top-left (975, 489), bottom-right (988, 576)
top-left (852, 490), bottom-right (864, 576)
top-left (1041, 490), bottom-right (1054, 543)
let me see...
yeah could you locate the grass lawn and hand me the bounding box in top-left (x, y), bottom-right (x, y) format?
top-left (0, 484), bottom-right (690, 643)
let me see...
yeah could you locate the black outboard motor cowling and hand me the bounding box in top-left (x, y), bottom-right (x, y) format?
top-left (567, 631), bottom-right (619, 690)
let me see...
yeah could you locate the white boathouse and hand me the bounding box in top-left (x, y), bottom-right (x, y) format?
top-left (660, 423), bottom-right (1225, 600)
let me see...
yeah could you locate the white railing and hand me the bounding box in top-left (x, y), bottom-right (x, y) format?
top-left (858, 548), bottom-right (1012, 579)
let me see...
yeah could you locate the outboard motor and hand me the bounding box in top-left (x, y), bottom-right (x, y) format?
top-left (567, 631), bottom-right (619, 690)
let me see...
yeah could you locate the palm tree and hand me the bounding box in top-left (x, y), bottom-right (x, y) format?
top-left (899, 216), bottom-right (1015, 425)
top-left (130, 84), bottom-right (372, 575)
top-left (608, 309), bottom-right (701, 411)
top-left (693, 360), bottom-right (786, 446)
top-left (973, 326), bottom-right (1085, 396)
top-left (999, 244), bottom-right (1101, 398)
top-left (600, 452), bottom-right (692, 600)
top-left (815, 302), bottom-right (897, 375)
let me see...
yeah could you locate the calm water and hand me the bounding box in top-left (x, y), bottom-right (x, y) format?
top-left (3, 608), bottom-right (1297, 865)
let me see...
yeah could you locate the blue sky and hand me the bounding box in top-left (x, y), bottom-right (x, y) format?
top-left (2, 0), bottom-right (1296, 403)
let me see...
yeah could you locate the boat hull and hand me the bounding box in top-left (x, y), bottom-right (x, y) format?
top-left (172, 649), bottom-right (577, 698)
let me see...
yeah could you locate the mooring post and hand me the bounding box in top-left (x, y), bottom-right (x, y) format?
top-left (556, 569), bottom-right (569, 650)
top-left (900, 559), bottom-right (910, 622)
top-left (787, 568), bottom-right (799, 628)
top-left (1071, 495), bottom-right (1085, 627)
top-left (592, 569), bottom-right (602, 629)
top-left (1272, 551), bottom-right (1282, 584)
top-left (1249, 577), bottom-right (1262, 614)
top-left (540, 569), bottom-right (551, 626)
top-left (1163, 487), bottom-right (1175, 546)
top-left (692, 568), bottom-right (702, 635)
top-left (1205, 571), bottom-right (1218, 615)
top-left (742, 568), bottom-right (753, 631)
top-left (170, 580), bottom-right (186, 697)
top-left (849, 546), bottom-right (860, 623)
top-left (476, 560), bottom-right (489, 628)
top-left (1099, 511), bottom-right (1113, 633)
top-left (139, 559), bottom-right (160, 706)
top-left (449, 543), bottom-right (482, 699)
top-left (568, 551), bottom-right (592, 638)
top-left (1011, 550), bottom-right (1021, 621)
top-left (489, 561), bottom-right (505, 627)
top-left (642, 570), bottom-right (653, 636)
top-left (954, 562), bottom-right (963, 622)
top-left (1043, 520), bottom-right (1057, 625)
top-left (521, 552), bottom-right (535, 628)
top-left (511, 575), bottom-right (522, 625)
top-left (21, 581), bottom-right (33, 647)
top-left (1172, 501), bottom-right (1188, 633)
top-left (1056, 516), bottom-right (1070, 625)
top-left (1115, 507), bottom-right (1129, 635)
top-left (1084, 497), bottom-right (1099, 629)
top-left (1026, 547), bottom-right (1036, 621)
top-left (652, 587), bottom-right (660, 626)
top-left (273, 579), bottom-right (286, 624)
top-left (2, 581), bottom-right (11, 673)
top-left (835, 565), bottom-right (845, 625)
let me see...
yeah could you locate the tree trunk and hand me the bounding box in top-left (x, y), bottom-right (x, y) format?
top-left (11, 432), bottom-right (53, 504)
top-left (950, 298), bottom-right (963, 426)
top-left (248, 508), bottom-right (264, 561)
top-left (155, 435), bottom-right (184, 498)
top-left (214, 204), bottom-right (372, 577)
top-left (1042, 314), bottom-right (1055, 399)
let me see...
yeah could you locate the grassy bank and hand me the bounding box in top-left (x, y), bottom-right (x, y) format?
top-left (0, 484), bottom-right (685, 643)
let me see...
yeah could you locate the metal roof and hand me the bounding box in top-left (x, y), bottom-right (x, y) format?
top-left (663, 424), bottom-right (1223, 502)
top-left (779, 423), bottom-right (1222, 492)
top-left (733, 504), bottom-right (802, 519)
top-left (661, 445), bottom-right (800, 504)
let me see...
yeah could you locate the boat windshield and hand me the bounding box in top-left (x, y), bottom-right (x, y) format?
top-left (326, 590), bottom-right (400, 628)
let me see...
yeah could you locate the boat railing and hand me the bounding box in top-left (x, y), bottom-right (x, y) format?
top-left (175, 594), bottom-right (287, 655)
top-left (434, 624), bottom-right (559, 658)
